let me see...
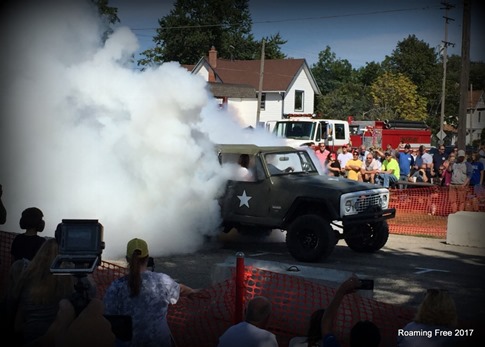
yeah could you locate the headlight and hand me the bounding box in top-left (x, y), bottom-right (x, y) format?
top-left (345, 200), bottom-right (352, 213)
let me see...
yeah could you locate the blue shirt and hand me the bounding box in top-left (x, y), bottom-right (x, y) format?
top-left (470, 161), bottom-right (484, 185)
top-left (396, 152), bottom-right (414, 176)
top-left (104, 271), bottom-right (180, 347)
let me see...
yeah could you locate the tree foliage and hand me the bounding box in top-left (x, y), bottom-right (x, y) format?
top-left (311, 46), bottom-right (353, 95)
top-left (315, 81), bottom-right (372, 120)
top-left (137, 0), bottom-right (285, 66)
top-left (370, 72), bottom-right (427, 121)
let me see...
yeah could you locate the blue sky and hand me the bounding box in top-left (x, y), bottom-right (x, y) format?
top-left (110, 0), bottom-right (484, 68)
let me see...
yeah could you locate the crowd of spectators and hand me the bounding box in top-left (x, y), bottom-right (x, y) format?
top-left (310, 141), bottom-right (484, 192)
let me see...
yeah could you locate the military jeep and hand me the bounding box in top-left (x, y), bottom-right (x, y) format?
top-left (217, 144), bottom-right (396, 262)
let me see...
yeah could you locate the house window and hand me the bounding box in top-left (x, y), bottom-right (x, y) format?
top-left (295, 90), bottom-right (304, 111)
top-left (259, 93), bottom-right (266, 110)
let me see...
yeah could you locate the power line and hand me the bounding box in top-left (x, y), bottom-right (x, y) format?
top-left (129, 6), bottom-right (439, 31)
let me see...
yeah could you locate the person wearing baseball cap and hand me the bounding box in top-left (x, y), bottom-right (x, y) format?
top-left (448, 149), bottom-right (473, 213)
top-left (104, 238), bottom-right (198, 346)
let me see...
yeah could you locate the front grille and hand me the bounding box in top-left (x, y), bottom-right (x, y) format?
top-left (355, 194), bottom-right (381, 212)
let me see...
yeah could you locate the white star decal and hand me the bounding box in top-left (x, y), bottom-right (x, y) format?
top-left (237, 190), bottom-right (252, 208)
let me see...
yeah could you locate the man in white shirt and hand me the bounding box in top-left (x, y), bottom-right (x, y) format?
top-left (361, 153), bottom-right (381, 184)
top-left (217, 296), bottom-right (278, 347)
top-left (337, 145), bottom-right (353, 176)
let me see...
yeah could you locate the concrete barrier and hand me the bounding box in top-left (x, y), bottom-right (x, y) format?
top-left (446, 211), bottom-right (485, 248)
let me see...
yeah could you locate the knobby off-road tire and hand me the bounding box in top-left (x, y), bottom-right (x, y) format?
top-left (344, 221), bottom-right (389, 253)
top-left (286, 215), bottom-right (336, 262)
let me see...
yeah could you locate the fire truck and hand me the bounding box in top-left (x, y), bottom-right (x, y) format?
top-left (268, 116), bottom-right (431, 151)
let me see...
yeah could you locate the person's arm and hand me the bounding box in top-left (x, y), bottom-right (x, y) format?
top-left (321, 276), bottom-right (360, 339)
top-left (179, 283), bottom-right (199, 297)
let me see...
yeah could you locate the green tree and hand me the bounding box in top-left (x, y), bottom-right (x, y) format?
top-left (354, 61), bottom-right (385, 87)
top-left (257, 33), bottom-right (287, 59)
top-left (315, 81), bottom-right (372, 120)
top-left (370, 72), bottom-right (427, 121)
top-left (92, 0), bottom-right (119, 25)
top-left (311, 46), bottom-right (353, 95)
top-left (138, 0), bottom-right (285, 66)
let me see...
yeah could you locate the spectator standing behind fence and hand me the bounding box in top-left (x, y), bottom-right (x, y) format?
top-left (337, 145), bottom-right (353, 177)
top-left (289, 309), bottom-right (325, 347)
top-left (0, 184), bottom-right (6, 225)
top-left (397, 289), bottom-right (458, 347)
top-left (361, 153), bottom-right (380, 184)
top-left (408, 164), bottom-right (429, 183)
top-left (377, 152), bottom-right (400, 188)
top-left (326, 152), bottom-right (343, 177)
top-left (470, 152), bottom-right (484, 187)
top-left (413, 145), bottom-right (433, 178)
top-left (10, 238), bottom-right (75, 345)
top-left (315, 143), bottom-right (329, 168)
top-left (11, 207), bottom-right (46, 263)
top-left (357, 144), bottom-right (369, 162)
top-left (478, 143), bottom-right (485, 170)
top-left (217, 296), bottom-right (278, 347)
top-left (448, 150), bottom-right (473, 213)
top-left (395, 143), bottom-right (414, 182)
top-left (432, 145), bottom-right (447, 181)
top-left (345, 151), bottom-right (363, 181)
top-left (103, 238), bottom-right (197, 347)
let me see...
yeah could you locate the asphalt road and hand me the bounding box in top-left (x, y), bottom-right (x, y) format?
top-left (153, 230), bottom-right (485, 326)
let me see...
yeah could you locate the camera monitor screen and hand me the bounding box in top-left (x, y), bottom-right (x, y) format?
top-left (58, 219), bottom-right (103, 254)
top-left (51, 219), bottom-right (104, 274)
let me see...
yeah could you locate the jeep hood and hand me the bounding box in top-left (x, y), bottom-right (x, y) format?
top-left (279, 173), bottom-right (381, 194)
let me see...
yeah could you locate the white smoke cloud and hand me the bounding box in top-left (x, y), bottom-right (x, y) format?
top-left (0, 0), bottom-right (279, 259)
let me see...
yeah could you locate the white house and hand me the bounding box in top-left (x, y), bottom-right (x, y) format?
top-left (189, 47), bottom-right (321, 128)
top-left (466, 89), bottom-right (485, 144)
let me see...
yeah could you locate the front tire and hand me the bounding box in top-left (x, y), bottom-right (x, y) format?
top-left (286, 215), bottom-right (336, 262)
top-left (344, 221), bottom-right (389, 252)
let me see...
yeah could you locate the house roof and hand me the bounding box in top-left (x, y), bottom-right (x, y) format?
top-left (191, 50), bottom-right (321, 95)
top-left (468, 90), bottom-right (484, 109)
top-left (208, 82), bottom-right (256, 98)
top-left (211, 58), bottom-right (309, 92)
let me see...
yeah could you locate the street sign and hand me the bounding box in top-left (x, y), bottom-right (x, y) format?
top-left (436, 130), bottom-right (446, 140)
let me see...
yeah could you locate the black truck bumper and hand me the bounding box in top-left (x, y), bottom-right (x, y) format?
top-left (342, 207), bottom-right (396, 226)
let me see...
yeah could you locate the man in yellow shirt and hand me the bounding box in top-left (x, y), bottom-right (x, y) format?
top-left (345, 151), bottom-right (363, 181)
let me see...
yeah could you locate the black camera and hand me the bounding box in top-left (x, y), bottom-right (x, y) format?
top-left (50, 219), bottom-right (132, 341)
top-left (50, 219), bottom-right (104, 274)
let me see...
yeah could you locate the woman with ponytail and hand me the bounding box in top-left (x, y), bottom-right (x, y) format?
top-left (103, 238), bottom-right (196, 346)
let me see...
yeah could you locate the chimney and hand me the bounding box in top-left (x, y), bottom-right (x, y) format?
top-left (208, 46), bottom-right (217, 82)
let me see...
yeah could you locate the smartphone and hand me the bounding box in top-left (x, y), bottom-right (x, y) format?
top-left (358, 279), bottom-right (374, 290)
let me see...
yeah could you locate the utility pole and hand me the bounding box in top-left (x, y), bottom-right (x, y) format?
top-left (256, 39), bottom-right (265, 127)
top-left (457, 0), bottom-right (471, 150)
top-left (439, 1), bottom-right (455, 145)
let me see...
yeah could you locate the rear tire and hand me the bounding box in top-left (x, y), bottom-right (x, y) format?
top-left (286, 215), bottom-right (336, 262)
top-left (344, 221), bottom-right (389, 252)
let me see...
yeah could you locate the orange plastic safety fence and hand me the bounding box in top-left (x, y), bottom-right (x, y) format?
top-left (388, 185), bottom-right (484, 238)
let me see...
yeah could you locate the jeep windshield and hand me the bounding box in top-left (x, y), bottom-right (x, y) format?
top-left (264, 150), bottom-right (318, 176)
